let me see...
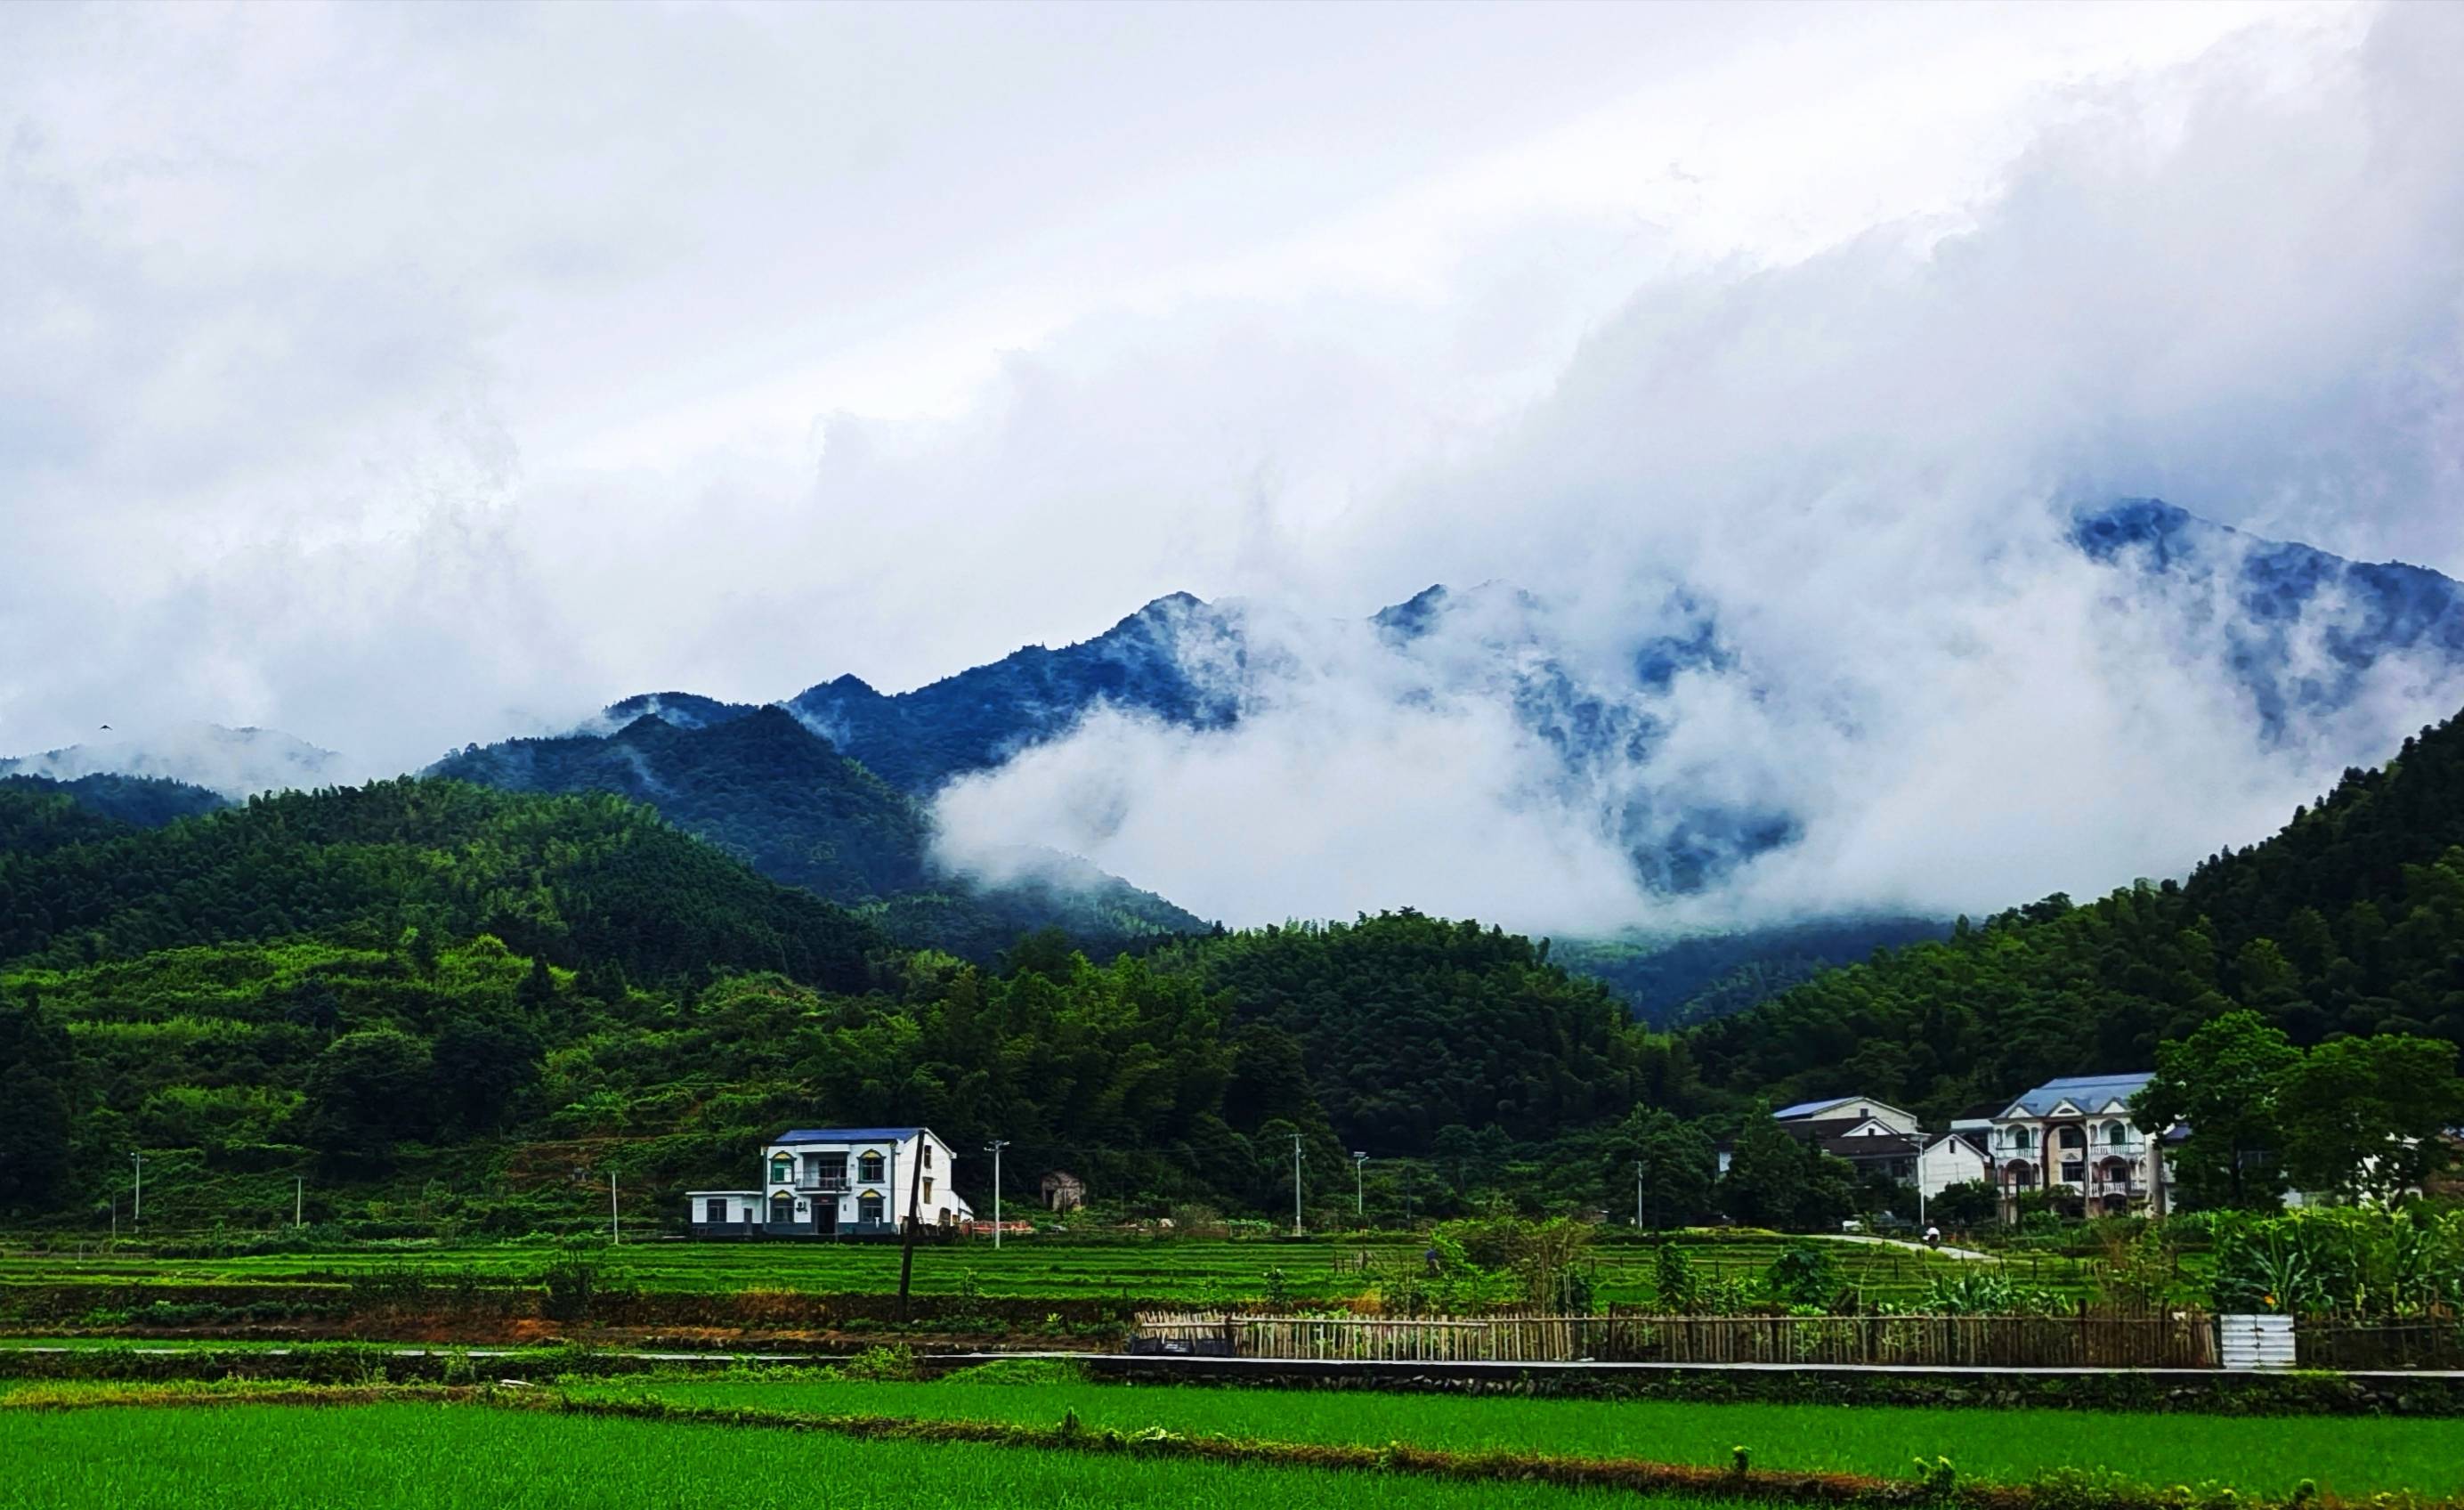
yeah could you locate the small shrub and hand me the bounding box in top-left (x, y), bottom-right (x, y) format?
top-left (826, 1344), bottom-right (920, 1383)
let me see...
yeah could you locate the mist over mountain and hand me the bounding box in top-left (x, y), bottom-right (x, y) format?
top-left (0, 726), bottom-right (347, 801)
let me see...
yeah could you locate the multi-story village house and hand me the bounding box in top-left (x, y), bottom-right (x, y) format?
top-left (1989, 1074), bottom-right (2169, 1219)
top-left (687, 1126), bottom-right (970, 1238)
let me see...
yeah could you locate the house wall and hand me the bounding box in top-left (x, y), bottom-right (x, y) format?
top-left (1916, 1140), bottom-right (1986, 1199)
top-left (758, 1132), bottom-right (968, 1231)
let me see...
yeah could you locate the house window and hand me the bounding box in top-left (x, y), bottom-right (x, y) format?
top-left (858, 1190), bottom-right (885, 1224)
top-left (769, 1154), bottom-right (792, 1183)
top-left (2007, 1127), bottom-right (2032, 1150)
top-left (768, 1193), bottom-right (793, 1223)
top-left (923, 1179), bottom-right (934, 1203)
top-left (923, 1144), bottom-right (934, 1168)
top-left (859, 1150), bottom-right (886, 1183)
top-left (2107, 1123), bottom-right (2128, 1146)
top-left (704, 1198), bottom-right (728, 1224)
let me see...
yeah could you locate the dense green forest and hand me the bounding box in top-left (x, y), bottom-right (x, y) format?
top-left (0, 772), bottom-right (226, 844)
top-left (1553, 917), bottom-right (1950, 1028)
top-left (429, 707), bottom-right (1203, 961)
top-left (0, 780), bottom-right (1661, 1226)
top-left (8, 700), bottom-right (2464, 1232)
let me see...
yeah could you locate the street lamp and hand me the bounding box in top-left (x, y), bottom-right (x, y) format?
top-left (1352, 1150), bottom-right (1368, 1220)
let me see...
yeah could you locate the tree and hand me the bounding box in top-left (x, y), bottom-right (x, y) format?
top-left (1930, 1180), bottom-right (1999, 1229)
top-left (2276, 1034), bottom-right (2464, 1204)
top-left (1718, 1116), bottom-right (1807, 1228)
top-left (2134, 1011), bottom-right (2300, 1210)
top-left (431, 1017), bottom-right (544, 1135)
top-left (0, 991), bottom-right (73, 1214)
top-left (1602, 1108), bottom-right (1716, 1228)
top-left (304, 1028), bottom-right (435, 1170)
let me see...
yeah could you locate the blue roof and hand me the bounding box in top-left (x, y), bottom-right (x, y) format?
top-left (1773, 1095), bottom-right (1904, 1120)
top-left (772, 1126), bottom-right (928, 1144)
top-left (2003, 1073), bottom-right (2152, 1117)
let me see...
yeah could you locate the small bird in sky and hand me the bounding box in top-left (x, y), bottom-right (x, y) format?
top-left (99, 724), bottom-right (111, 730)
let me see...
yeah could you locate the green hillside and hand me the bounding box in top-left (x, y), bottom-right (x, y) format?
top-left (1687, 712), bottom-right (2464, 1124)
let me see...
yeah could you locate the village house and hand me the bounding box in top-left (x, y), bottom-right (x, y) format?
top-left (1718, 1096), bottom-right (1927, 1191)
top-left (1716, 1097), bottom-right (1991, 1212)
top-left (1916, 1131), bottom-right (1993, 1200)
top-left (686, 1126), bottom-right (970, 1238)
top-left (1989, 1074), bottom-right (2168, 1220)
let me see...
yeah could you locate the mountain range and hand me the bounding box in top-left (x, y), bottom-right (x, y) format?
top-left (12, 499), bottom-right (2464, 1013)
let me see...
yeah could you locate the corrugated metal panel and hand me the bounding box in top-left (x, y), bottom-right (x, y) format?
top-left (2218, 1314), bottom-right (2296, 1369)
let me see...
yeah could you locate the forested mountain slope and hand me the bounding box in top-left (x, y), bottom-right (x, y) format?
top-left (429, 707), bottom-right (1204, 960)
top-left (0, 773), bottom-right (229, 832)
top-left (1687, 710), bottom-right (2464, 1124)
top-left (0, 777), bottom-right (880, 991)
top-left (0, 783), bottom-right (1655, 1222)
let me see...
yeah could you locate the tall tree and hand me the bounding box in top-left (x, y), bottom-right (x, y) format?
top-left (2276, 1034), bottom-right (2464, 1204)
top-left (2133, 1011), bottom-right (2300, 1211)
top-left (1718, 1115), bottom-right (1807, 1228)
top-left (1601, 1107), bottom-right (1717, 1228)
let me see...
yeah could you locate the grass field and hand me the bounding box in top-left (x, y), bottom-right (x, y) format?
top-left (561, 1371), bottom-right (2464, 1498)
top-left (0, 1233), bottom-right (2072, 1305)
top-left (0, 1400), bottom-right (1672, 1510)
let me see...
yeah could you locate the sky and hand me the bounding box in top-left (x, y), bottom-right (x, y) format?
top-left (6, 1), bottom-right (2463, 934)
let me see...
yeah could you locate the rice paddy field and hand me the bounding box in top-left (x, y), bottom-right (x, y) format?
top-left (4, 1367), bottom-right (2462, 1510)
top-left (0, 1233), bottom-right (2077, 1305)
top-left (563, 1370), bottom-right (2464, 1499)
top-left (0, 1399), bottom-right (1651, 1510)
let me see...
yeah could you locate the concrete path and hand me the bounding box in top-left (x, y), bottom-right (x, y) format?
top-left (1828, 1232), bottom-right (1993, 1261)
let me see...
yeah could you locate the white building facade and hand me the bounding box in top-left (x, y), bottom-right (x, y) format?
top-left (687, 1125), bottom-right (969, 1238)
top-left (1989, 1074), bottom-right (2168, 1219)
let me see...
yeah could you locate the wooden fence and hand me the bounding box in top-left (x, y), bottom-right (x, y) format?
top-left (1135, 1309), bottom-right (2220, 1368)
top-left (2295, 1319), bottom-right (2464, 1370)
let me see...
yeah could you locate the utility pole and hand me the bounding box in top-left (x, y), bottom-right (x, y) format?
top-left (1352, 1150), bottom-right (1367, 1221)
top-left (984, 1140), bottom-right (1009, 1249)
top-left (1635, 1158), bottom-right (1647, 1230)
top-left (896, 1136), bottom-right (928, 1323)
top-left (1289, 1133), bottom-right (1306, 1237)
top-left (132, 1153), bottom-right (143, 1228)
top-left (294, 1176), bottom-right (304, 1228)
top-left (1403, 1164), bottom-right (1414, 1228)
top-left (609, 1171), bottom-right (620, 1246)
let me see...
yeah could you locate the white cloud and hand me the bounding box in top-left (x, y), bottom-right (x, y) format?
top-left (5, 1), bottom-right (2460, 937)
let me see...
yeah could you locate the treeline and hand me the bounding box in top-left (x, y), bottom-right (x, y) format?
top-left (1690, 711), bottom-right (2464, 1128)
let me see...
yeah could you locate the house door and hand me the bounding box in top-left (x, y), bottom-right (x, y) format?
top-left (814, 1200), bottom-right (837, 1236)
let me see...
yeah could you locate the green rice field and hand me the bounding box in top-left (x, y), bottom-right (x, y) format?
top-left (0, 1400), bottom-right (1659, 1510)
top-left (0, 1233), bottom-right (2067, 1304)
top-left (563, 1371), bottom-right (2464, 1498)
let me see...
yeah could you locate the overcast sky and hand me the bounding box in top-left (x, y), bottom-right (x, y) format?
top-left (7, 2), bottom-right (2462, 930)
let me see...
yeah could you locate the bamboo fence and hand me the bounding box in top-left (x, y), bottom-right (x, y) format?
top-left (1135, 1308), bottom-right (2221, 1368)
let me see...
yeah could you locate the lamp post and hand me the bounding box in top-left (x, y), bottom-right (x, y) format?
top-left (984, 1139), bottom-right (1009, 1248)
top-left (1352, 1150), bottom-right (1367, 1220)
top-left (1635, 1158), bottom-right (1646, 1230)
top-left (131, 1153), bottom-right (143, 1228)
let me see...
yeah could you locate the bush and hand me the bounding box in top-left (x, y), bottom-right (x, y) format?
top-left (1762, 1241), bottom-right (1843, 1308)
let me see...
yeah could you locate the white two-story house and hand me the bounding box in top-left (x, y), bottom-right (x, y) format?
top-left (687, 1125), bottom-right (969, 1238)
top-left (1989, 1074), bottom-right (2168, 1220)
